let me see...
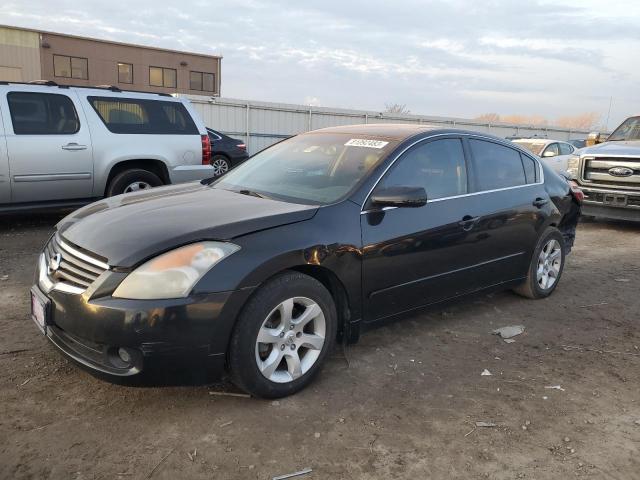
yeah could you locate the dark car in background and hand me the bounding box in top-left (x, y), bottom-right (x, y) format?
top-left (30, 125), bottom-right (581, 398)
top-left (206, 128), bottom-right (249, 177)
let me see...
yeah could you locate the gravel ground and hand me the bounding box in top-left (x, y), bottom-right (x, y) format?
top-left (0, 214), bottom-right (639, 479)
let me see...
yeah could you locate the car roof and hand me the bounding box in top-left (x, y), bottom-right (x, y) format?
top-left (308, 123), bottom-right (441, 141)
top-left (304, 124), bottom-right (527, 147)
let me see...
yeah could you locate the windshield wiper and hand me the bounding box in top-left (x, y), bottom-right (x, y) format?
top-left (237, 189), bottom-right (268, 199)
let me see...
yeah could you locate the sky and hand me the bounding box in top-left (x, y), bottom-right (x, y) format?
top-left (2, 0), bottom-right (639, 128)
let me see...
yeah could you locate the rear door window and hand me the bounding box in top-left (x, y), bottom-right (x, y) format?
top-left (88, 96), bottom-right (198, 135)
top-left (7, 92), bottom-right (80, 135)
top-left (380, 138), bottom-right (468, 200)
top-left (469, 139), bottom-right (526, 191)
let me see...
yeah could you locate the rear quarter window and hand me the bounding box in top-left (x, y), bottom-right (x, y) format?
top-left (88, 96), bottom-right (198, 135)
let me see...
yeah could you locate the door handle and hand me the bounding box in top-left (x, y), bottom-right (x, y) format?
top-left (458, 215), bottom-right (480, 231)
top-left (533, 197), bottom-right (549, 208)
top-left (62, 143), bottom-right (88, 151)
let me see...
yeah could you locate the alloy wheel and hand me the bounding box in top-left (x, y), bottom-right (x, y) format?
top-left (212, 158), bottom-right (230, 176)
top-left (123, 181), bottom-right (152, 193)
top-left (255, 297), bottom-right (326, 383)
top-left (536, 239), bottom-right (562, 290)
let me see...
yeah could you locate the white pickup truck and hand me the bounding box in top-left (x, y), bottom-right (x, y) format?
top-left (0, 82), bottom-right (214, 212)
top-left (566, 115), bottom-right (640, 222)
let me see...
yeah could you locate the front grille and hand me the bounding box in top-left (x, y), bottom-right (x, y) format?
top-left (582, 157), bottom-right (640, 190)
top-left (43, 235), bottom-right (109, 292)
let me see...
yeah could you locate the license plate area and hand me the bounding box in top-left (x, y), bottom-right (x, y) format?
top-left (30, 288), bottom-right (50, 335)
top-left (603, 194), bottom-right (627, 206)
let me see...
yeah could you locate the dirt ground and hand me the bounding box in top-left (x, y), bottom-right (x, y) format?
top-left (0, 213), bottom-right (639, 480)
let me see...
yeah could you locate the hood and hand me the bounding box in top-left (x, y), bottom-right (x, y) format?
top-left (580, 140), bottom-right (640, 157)
top-left (57, 183), bottom-right (318, 267)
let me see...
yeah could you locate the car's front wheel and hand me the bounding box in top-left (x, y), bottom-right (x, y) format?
top-left (228, 272), bottom-right (336, 398)
top-left (513, 226), bottom-right (566, 299)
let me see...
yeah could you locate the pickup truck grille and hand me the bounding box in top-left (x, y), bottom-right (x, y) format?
top-left (582, 157), bottom-right (640, 190)
top-left (44, 235), bottom-right (109, 292)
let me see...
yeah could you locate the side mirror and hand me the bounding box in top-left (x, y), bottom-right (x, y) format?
top-left (370, 186), bottom-right (427, 208)
top-left (542, 149), bottom-right (557, 158)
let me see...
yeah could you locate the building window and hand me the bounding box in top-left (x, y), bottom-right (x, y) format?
top-left (149, 66), bottom-right (177, 88)
top-left (117, 63), bottom-right (133, 84)
top-left (53, 55), bottom-right (88, 80)
top-left (189, 71), bottom-right (215, 92)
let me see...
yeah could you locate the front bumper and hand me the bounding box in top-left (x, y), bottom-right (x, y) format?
top-left (31, 278), bottom-right (254, 378)
top-left (581, 186), bottom-right (640, 222)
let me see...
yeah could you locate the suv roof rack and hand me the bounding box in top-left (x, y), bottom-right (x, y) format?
top-left (0, 80), bottom-right (172, 97)
top-left (94, 84), bottom-right (122, 92)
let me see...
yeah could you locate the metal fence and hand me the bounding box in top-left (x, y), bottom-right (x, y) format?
top-left (181, 95), bottom-right (591, 155)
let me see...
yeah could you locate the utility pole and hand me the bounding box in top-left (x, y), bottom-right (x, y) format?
top-left (605, 96), bottom-right (613, 131)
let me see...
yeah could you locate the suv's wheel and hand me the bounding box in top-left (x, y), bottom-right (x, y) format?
top-left (228, 272), bottom-right (337, 398)
top-left (211, 155), bottom-right (231, 177)
top-left (513, 226), bottom-right (566, 299)
top-left (106, 169), bottom-right (163, 197)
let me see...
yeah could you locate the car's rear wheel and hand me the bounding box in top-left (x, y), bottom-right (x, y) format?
top-left (211, 155), bottom-right (230, 177)
top-left (513, 226), bottom-right (566, 299)
top-left (106, 169), bottom-right (163, 197)
top-left (228, 272), bottom-right (336, 398)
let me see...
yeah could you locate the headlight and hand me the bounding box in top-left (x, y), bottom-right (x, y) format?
top-left (112, 241), bottom-right (240, 300)
top-left (566, 155), bottom-right (580, 179)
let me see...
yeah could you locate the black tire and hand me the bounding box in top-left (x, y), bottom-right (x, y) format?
top-left (513, 226), bottom-right (566, 299)
top-left (228, 271), bottom-right (337, 398)
top-left (211, 155), bottom-right (231, 177)
top-left (106, 169), bottom-right (163, 197)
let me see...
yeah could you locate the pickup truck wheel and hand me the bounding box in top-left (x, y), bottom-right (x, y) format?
top-left (106, 169), bottom-right (162, 197)
top-left (228, 272), bottom-right (337, 398)
top-left (513, 227), bottom-right (566, 299)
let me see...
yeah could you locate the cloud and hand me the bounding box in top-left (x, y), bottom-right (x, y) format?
top-left (1, 0), bottom-right (638, 126)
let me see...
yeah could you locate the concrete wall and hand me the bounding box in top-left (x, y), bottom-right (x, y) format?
top-left (39, 32), bottom-right (221, 95)
top-left (182, 95), bottom-right (592, 155)
top-left (0, 26), bottom-right (41, 82)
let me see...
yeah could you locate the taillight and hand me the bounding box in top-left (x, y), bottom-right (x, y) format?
top-left (237, 143), bottom-right (246, 151)
top-left (201, 135), bottom-right (211, 165)
top-left (569, 180), bottom-right (584, 203)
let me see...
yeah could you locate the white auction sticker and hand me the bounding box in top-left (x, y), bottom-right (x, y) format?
top-left (344, 139), bottom-right (389, 149)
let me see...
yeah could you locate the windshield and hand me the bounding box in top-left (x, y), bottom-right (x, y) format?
top-left (514, 141), bottom-right (546, 156)
top-left (608, 116), bottom-right (640, 141)
top-left (214, 133), bottom-right (398, 205)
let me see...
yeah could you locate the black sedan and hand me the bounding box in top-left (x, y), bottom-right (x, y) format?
top-left (30, 125), bottom-right (581, 398)
top-left (207, 128), bottom-right (249, 176)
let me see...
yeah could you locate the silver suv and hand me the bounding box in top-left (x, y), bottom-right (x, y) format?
top-left (0, 82), bottom-right (214, 212)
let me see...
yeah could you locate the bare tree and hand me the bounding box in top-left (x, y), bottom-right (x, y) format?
top-left (501, 115), bottom-right (548, 126)
top-left (555, 113), bottom-right (601, 130)
top-left (475, 113), bottom-right (501, 123)
top-left (384, 103), bottom-right (411, 115)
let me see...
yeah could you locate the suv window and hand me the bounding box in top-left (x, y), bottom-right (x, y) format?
top-left (7, 92), bottom-right (80, 135)
top-left (469, 139), bottom-right (526, 191)
top-left (380, 138), bottom-right (468, 200)
top-left (559, 143), bottom-right (573, 155)
top-left (88, 97), bottom-right (198, 135)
